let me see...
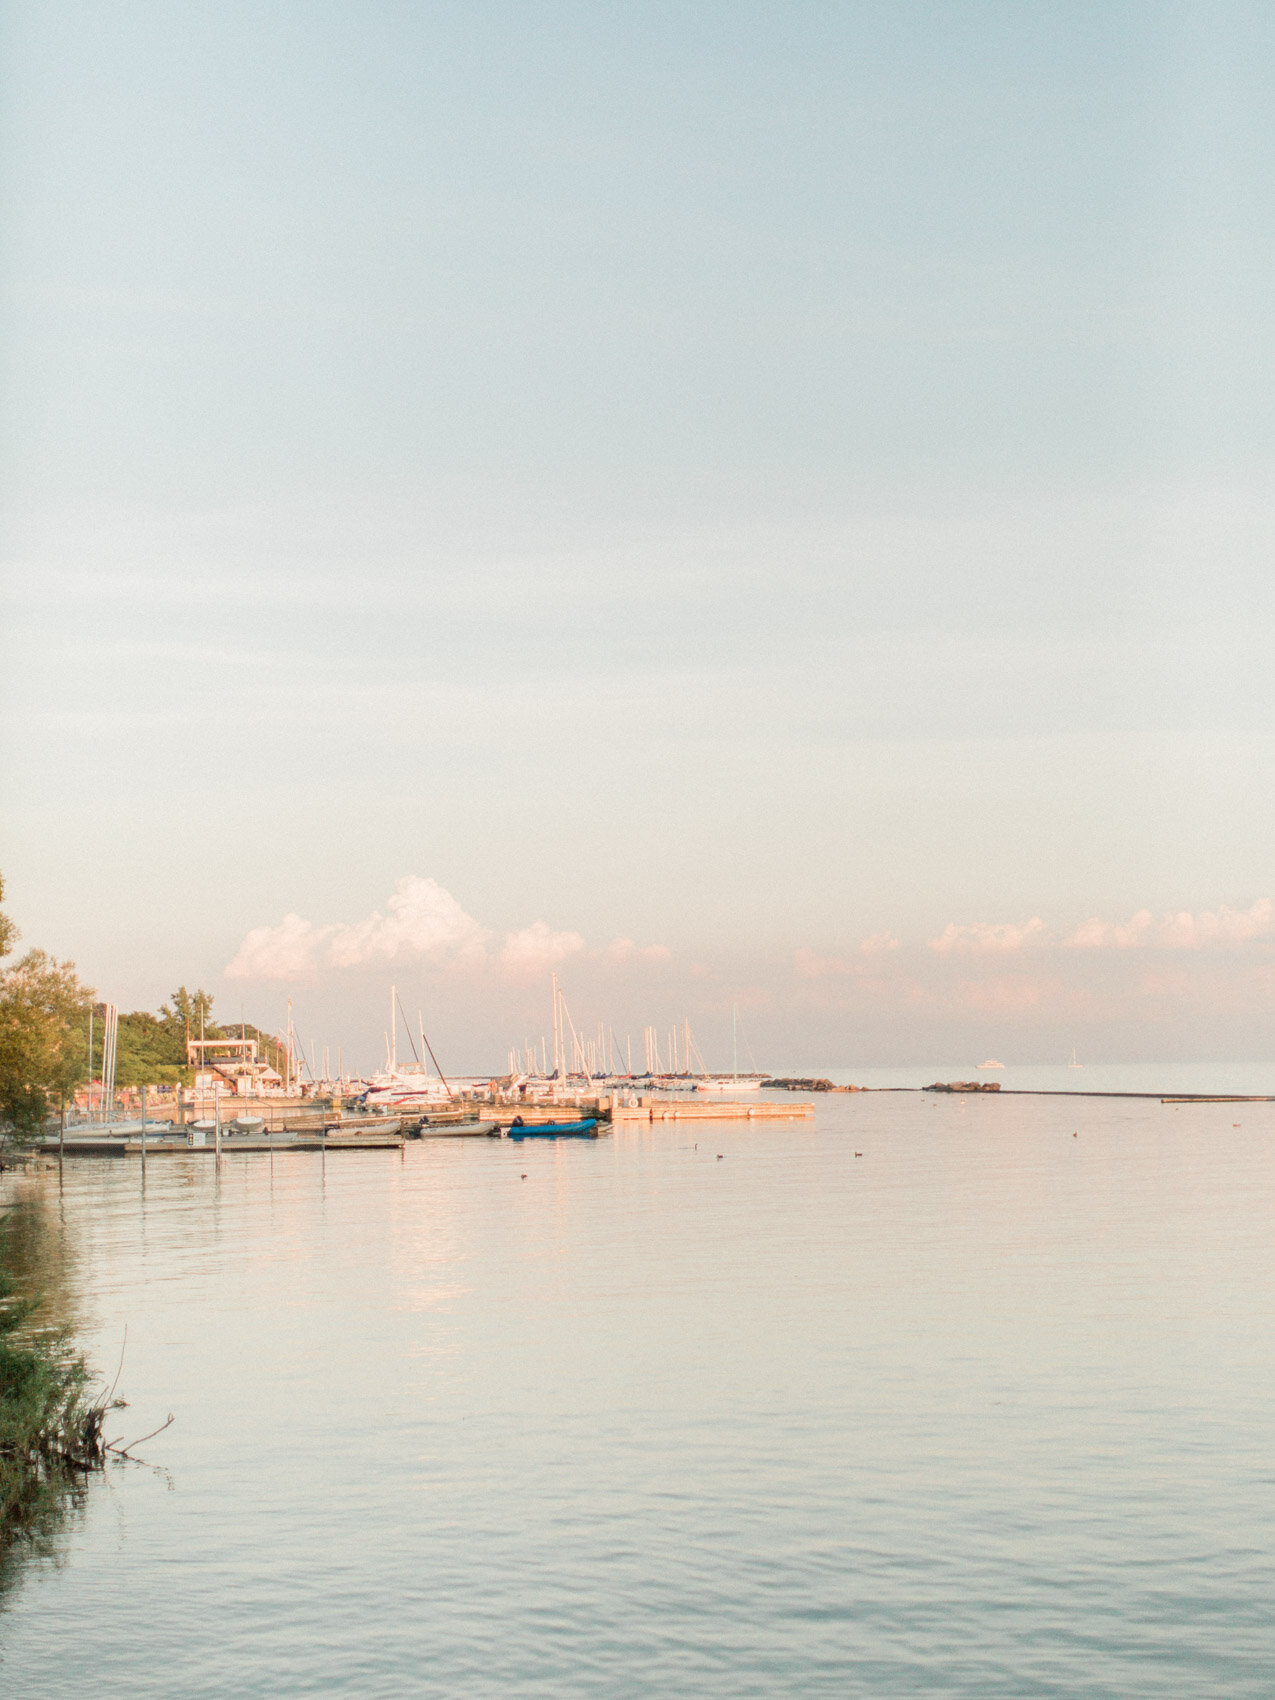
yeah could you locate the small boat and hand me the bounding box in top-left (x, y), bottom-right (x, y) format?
top-left (496, 1117), bottom-right (602, 1139)
top-left (231, 1115), bottom-right (266, 1134)
top-left (413, 1120), bottom-right (501, 1138)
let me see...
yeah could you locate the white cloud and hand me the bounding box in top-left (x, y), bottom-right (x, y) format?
top-left (1065, 898), bottom-right (1275, 951)
top-left (496, 921), bottom-right (586, 979)
top-left (224, 912), bottom-right (331, 982)
top-left (225, 874), bottom-right (664, 983)
top-left (860, 931), bottom-right (901, 953)
top-left (605, 936), bottom-right (672, 963)
top-left (929, 917), bottom-right (1047, 955)
top-left (326, 876), bottom-right (489, 968)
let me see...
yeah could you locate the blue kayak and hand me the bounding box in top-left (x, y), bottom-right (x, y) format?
top-left (499, 1118), bottom-right (601, 1139)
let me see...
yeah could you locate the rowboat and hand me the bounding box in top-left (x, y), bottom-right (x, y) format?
top-left (413, 1120), bottom-right (501, 1138)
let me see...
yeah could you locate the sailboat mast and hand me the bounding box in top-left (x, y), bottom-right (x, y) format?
top-left (390, 985), bottom-right (397, 1074)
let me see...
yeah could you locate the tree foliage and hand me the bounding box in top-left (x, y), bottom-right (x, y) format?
top-left (0, 875), bottom-right (279, 1109)
top-left (161, 987), bottom-right (218, 1037)
top-left (0, 875), bottom-right (16, 963)
top-left (0, 952), bottom-right (94, 1132)
top-left (108, 988), bottom-right (221, 1087)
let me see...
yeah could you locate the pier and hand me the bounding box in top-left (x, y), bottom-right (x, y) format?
top-left (611, 1097), bottom-right (813, 1122)
top-left (39, 1130), bottom-right (405, 1157)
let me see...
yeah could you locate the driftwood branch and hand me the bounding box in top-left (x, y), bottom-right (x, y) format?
top-left (107, 1414), bottom-right (174, 1459)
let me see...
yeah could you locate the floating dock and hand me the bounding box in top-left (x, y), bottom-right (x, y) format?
top-left (39, 1132), bottom-right (405, 1157)
top-left (611, 1098), bottom-right (813, 1122)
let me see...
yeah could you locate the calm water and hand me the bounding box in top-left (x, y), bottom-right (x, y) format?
top-left (3, 1090), bottom-right (1275, 1696)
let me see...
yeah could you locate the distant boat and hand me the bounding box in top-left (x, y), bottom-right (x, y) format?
top-left (1068, 1047), bottom-right (1083, 1069)
top-left (976, 1059), bottom-right (1005, 1071)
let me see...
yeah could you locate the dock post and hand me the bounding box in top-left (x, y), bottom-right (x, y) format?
top-left (214, 1085), bottom-right (222, 1159)
top-left (59, 1091), bottom-right (65, 1164)
top-left (141, 1084), bottom-right (147, 1173)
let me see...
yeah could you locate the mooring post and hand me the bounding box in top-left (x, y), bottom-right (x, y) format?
top-left (214, 1084), bottom-right (222, 1159)
top-left (59, 1090), bottom-right (65, 1163)
top-left (141, 1083), bottom-right (147, 1174)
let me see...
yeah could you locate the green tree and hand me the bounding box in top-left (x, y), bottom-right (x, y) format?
top-left (160, 986), bottom-right (219, 1039)
top-left (0, 874), bottom-right (17, 962)
top-left (0, 952), bottom-right (95, 1132)
top-left (114, 1010), bottom-right (190, 1086)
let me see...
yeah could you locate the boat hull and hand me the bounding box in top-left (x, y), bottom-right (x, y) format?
top-left (413, 1121), bottom-right (500, 1138)
top-left (500, 1119), bottom-right (602, 1139)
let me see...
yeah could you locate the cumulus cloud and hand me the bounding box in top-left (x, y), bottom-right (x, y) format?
top-left (605, 937), bottom-right (672, 963)
top-left (860, 931), bottom-right (901, 953)
top-left (224, 912), bottom-right (331, 982)
top-left (497, 921), bottom-right (586, 979)
top-left (225, 874), bottom-right (666, 983)
top-left (1065, 898), bottom-right (1275, 951)
top-left (929, 917), bottom-right (1047, 955)
top-left (325, 876), bottom-right (489, 968)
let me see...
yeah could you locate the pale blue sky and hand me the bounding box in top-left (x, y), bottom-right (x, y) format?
top-left (4, 2), bottom-right (1275, 1067)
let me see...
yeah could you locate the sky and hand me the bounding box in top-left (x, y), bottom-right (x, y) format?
top-left (3, 1), bottom-right (1275, 1072)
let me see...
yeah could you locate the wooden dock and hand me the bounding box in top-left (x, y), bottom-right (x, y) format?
top-left (611, 1098), bottom-right (814, 1122)
top-left (39, 1132), bottom-right (405, 1157)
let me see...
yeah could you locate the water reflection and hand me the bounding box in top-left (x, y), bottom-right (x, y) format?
top-left (2, 1103), bottom-right (1274, 1695)
top-left (0, 1181), bottom-right (92, 1611)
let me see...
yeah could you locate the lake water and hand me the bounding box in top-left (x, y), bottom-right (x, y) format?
top-left (3, 1088), bottom-right (1275, 1696)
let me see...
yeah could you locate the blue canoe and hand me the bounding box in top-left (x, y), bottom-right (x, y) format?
top-left (498, 1118), bottom-right (602, 1139)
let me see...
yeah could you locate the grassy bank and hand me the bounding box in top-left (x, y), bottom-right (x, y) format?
top-left (0, 1200), bottom-right (110, 1594)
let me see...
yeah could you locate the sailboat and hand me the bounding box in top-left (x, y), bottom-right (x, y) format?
top-left (359, 987), bottom-right (454, 1107)
top-left (1068, 1047), bottom-right (1083, 1069)
top-left (692, 1004), bottom-right (762, 1091)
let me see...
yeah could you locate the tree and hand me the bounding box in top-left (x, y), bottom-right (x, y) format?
top-left (160, 986), bottom-right (219, 1039)
top-left (0, 873), bottom-right (17, 962)
top-left (114, 1010), bottom-right (190, 1086)
top-left (0, 951), bottom-right (95, 1132)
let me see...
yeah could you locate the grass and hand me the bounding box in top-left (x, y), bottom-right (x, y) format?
top-left (0, 1199), bottom-right (114, 1600)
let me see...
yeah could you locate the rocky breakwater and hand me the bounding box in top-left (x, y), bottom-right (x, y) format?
top-left (762, 1078), bottom-right (862, 1093)
top-left (923, 1081), bottom-right (1002, 1093)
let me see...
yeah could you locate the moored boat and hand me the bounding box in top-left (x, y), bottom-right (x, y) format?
top-left (497, 1117), bottom-right (602, 1139)
top-left (413, 1120), bottom-right (500, 1138)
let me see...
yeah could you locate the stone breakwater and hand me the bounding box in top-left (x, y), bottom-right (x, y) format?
top-left (923, 1081), bottom-right (1002, 1093)
top-left (762, 1078), bottom-right (864, 1093)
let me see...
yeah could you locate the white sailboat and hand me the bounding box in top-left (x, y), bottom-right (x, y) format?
top-left (361, 987), bottom-right (454, 1107)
